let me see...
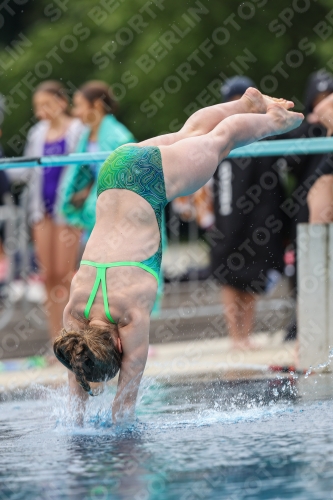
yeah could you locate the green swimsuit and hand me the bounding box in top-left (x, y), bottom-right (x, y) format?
top-left (81, 144), bottom-right (168, 324)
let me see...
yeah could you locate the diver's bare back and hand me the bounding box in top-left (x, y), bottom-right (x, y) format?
top-left (78, 188), bottom-right (160, 324)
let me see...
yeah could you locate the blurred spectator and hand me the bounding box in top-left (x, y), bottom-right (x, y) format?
top-left (212, 76), bottom-right (283, 348)
top-left (210, 76), bottom-right (286, 349)
top-left (307, 92), bottom-right (333, 223)
top-left (60, 80), bottom-right (135, 231)
top-left (279, 70), bottom-right (333, 240)
top-left (8, 81), bottom-right (86, 346)
top-left (0, 94), bottom-right (10, 284)
top-left (172, 77), bottom-right (286, 348)
top-left (172, 180), bottom-right (214, 231)
top-left (272, 70), bottom-right (333, 340)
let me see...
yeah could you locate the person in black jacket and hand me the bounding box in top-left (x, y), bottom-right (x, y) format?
top-left (279, 70), bottom-right (333, 243)
top-left (210, 77), bottom-right (286, 349)
top-left (306, 90), bottom-right (333, 223)
top-left (274, 70), bottom-right (333, 340)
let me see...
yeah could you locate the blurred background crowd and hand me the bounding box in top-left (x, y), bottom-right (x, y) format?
top-left (2, 0), bottom-right (333, 356)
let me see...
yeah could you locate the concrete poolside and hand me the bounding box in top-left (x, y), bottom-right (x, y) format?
top-left (0, 331), bottom-right (297, 399)
top-left (0, 277), bottom-right (294, 359)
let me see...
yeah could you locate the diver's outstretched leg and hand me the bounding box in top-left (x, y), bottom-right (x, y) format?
top-left (161, 103), bottom-right (304, 200)
top-left (180, 89), bottom-right (294, 138)
top-left (138, 88), bottom-right (294, 147)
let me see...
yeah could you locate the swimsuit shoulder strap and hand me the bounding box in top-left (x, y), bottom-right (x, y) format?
top-left (81, 261), bottom-right (116, 324)
top-left (82, 260), bottom-right (159, 282)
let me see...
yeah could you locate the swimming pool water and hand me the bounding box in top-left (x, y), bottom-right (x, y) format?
top-left (0, 375), bottom-right (332, 500)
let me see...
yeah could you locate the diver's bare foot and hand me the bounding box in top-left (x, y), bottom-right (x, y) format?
top-left (232, 339), bottom-right (260, 351)
top-left (242, 87), bottom-right (294, 114)
top-left (267, 103), bottom-right (304, 135)
top-left (241, 88), bottom-right (266, 114)
top-left (263, 94), bottom-right (294, 110)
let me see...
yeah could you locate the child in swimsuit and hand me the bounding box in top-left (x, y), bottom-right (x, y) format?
top-left (54, 88), bottom-right (303, 422)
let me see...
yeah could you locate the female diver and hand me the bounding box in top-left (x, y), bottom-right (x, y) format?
top-left (53, 88), bottom-right (303, 422)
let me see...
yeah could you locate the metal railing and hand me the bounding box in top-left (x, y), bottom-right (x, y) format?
top-left (0, 136), bottom-right (330, 329)
top-left (0, 137), bottom-right (333, 170)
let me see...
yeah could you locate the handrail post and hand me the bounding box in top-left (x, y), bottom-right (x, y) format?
top-left (297, 223), bottom-right (332, 370)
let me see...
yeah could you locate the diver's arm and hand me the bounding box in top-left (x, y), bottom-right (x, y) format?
top-left (112, 314), bottom-right (150, 423)
top-left (68, 371), bottom-right (89, 425)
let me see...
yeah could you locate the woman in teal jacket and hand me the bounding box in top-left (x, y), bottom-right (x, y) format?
top-left (60, 81), bottom-right (135, 231)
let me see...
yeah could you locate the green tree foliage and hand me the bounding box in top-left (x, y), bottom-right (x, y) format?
top-left (0, 0), bottom-right (333, 155)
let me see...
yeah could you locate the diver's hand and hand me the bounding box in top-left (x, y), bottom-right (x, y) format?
top-left (68, 371), bottom-right (89, 425)
top-left (112, 393), bottom-right (137, 424)
top-left (112, 314), bottom-right (149, 424)
top-left (112, 355), bottom-right (146, 424)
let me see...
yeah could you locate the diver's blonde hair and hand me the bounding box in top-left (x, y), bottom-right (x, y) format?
top-left (53, 327), bottom-right (122, 394)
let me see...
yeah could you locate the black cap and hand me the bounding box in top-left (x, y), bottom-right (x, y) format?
top-left (304, 70), bottom-right (333, 114)
top-left (221, 76), bottom-right (256, 102)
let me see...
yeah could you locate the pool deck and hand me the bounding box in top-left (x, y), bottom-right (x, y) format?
top-left (0, 278), bottom-right (294, 359)
top-left (0, 331), bottom-right (298, 399)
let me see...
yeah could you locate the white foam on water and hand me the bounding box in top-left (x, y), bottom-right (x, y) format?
top-left (145, 401), bottom-right (295, 433)
top-left (20, 368), bottom-right (333, 439)
top-left (32, 376), bottom-right (297, 436)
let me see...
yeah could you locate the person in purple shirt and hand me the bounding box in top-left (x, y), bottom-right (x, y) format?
top-left (20, 81), bottom-right (85, 353)
top-left (42, 138), bottom-right (66, 215)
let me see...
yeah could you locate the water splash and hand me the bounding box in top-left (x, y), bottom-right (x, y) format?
top-left (1, 381), bottom-right (333, 500)
top-left (32, 376), bottom-right (297, 435)
top-left (304, 348), bottom-right (333, 378)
